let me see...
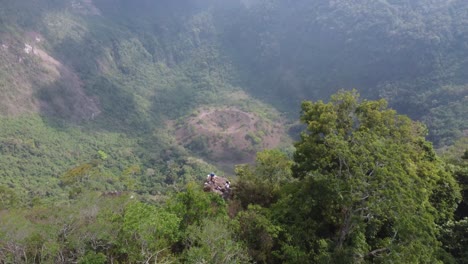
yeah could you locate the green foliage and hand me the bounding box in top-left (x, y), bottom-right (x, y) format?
top-left (78, 252), bottom-right (106, 264)
top-left (0, 185), bottom-right (19, 209)
top-left (235, 205), bottom-right (281, 263)
top-left (245, 131), bottom-right (262, 145)
top-left (439, 218), bottom-right (468, 264)
top-left (421, 85), bottom-right (468, 146)
top-left (0, 1), bottom-right (467, 262)
top-left (0, 192), bottom-right (183, 263)
top-left (454, 163), bottom-right (468, 219)
top-left (223, 0), bottom-right (468, 146)
top-left (0, 91), bottom-right (464, 262)
top-left (168, 182), bottom-right (227, 230)
top-left (119, 201), bottom-right (180, 263)
top-left (440, 137), bottom-right (468, 220)
top-left (61, 162), bottom-right (98, 186)
top-left (0, 116), bottom-right (142, 199)
top-left (235, 149), bottom-right (293, 208)
top-left (97, 150), bottom-right (108, 160)
top-left (183, 218), bottom-right (252, 264)
top-left (275, 90), bottom-right (460, 263)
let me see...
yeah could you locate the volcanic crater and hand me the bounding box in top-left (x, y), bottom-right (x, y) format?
top-left (174, 107), bottom-right (285, 167)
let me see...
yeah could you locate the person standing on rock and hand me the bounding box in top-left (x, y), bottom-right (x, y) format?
top-left (208, 172), bottom-right (216, 183)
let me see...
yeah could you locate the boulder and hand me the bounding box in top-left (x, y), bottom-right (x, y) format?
top-left (203, 175), bottom-right (231, 199)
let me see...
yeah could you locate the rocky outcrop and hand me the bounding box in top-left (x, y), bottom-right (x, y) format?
top-left (203, 175), bottom-right (232, 199)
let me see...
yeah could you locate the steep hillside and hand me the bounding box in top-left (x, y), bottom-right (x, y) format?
top-left (0, 0), bottom-right (290, 198)
top-left (222, 0), bottom-right (468, 146)
top-left (0, 2), bottom-right (467, 261)
top-left (0, 0), bottom-right (466, 199)
top-left (0, 30), bottom-right (99, 119)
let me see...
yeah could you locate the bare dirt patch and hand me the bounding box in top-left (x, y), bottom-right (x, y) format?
top-left (174, 107), bottom-right (286, 169)
top-left (0, 33), bottom-right (100, 120)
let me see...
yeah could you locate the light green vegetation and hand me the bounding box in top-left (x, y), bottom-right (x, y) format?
top-left (0, 0), bottom-right (467, 262)
top-left (0, 91), bottom-right (466, 263)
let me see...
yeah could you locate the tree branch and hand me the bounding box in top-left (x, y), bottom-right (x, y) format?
top-left (366, 247), bottom-right (389, 257)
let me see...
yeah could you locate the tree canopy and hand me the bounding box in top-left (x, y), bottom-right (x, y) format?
top-left (273, 90), bottom-right (460, 263)
top-left (0, 91), bottom-right (464, 263)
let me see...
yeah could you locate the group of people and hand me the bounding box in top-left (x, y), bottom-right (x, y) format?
top-left (207, 172), bottom-right (230, 190)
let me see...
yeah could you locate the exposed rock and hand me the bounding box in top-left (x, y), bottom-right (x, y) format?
top-left (24, 43), bottom-right (32, 54)
top-left (203, 175), bottom-right (232, 199)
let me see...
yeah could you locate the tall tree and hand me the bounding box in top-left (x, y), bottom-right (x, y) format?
top-left (274, 90), bottom-right (460, 263)
top-left (235, 149), bottom-right (293, 208)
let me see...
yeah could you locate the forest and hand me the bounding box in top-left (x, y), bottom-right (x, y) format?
top-left (1, 91), bottom-right (466, 263)
top-left (0, 0), bottom-right (467, 263)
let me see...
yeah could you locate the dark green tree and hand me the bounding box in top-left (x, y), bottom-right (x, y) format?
top-left (167, 182), bottom-right (227, 230)
top-left (0, 185), bottom-right (19, 209)
top-left (118, 201), bottom-right (180, 263)
top-left (438, 138), bottom-right (468, 263)
top-left (182, 218), bottom-right (252, 264)
top-left (439, 218), bottom-right (468, 264)
top-left (235, 205), bottom-right (281, 264)
top-left (274, 90), bottom-right (460, 263)
top-left (235, 149), bottom-right (293, 208)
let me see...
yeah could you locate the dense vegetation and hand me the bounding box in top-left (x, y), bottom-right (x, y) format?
top-left (0, 0), bottom-right (467, 262)
top-left (1, 0), bottom-right (466, 193)
top-left (222, 0), bottom-right (468, 146)
top-left (1, 92), bottom-right (466, 263)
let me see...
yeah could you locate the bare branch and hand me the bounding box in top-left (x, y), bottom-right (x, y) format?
top-left (366, 247), bottom-right (389, 257)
